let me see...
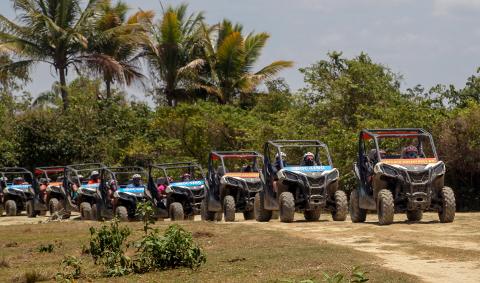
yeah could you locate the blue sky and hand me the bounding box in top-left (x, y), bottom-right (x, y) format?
top-left (2, 0), bottom-right (480, 99)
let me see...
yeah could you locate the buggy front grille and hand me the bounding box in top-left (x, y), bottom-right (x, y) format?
top-left (408, 171), bottom-right (430, 183)
top-left (307, 176), bottom-right (325, 187)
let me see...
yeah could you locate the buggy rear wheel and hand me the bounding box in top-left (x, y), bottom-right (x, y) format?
top-left (406, 210), bottom-right (423, 222)
top-left (80, 202), bottom-right (93, 220)
top-left (349, 189), bottom-right (367, 223)
top-left (169, 202), bottom-right (184, 221)
top-left (26, 200), bottom-right (37, 218)
top-left (254, 193), bottom-right (272, 222)
top-left (223, 195), bottom-right (236, 222)
top-left (116, 206), bottom-right (129, 222)
top-left (332, 190), bottom-right (348, 221)
top-left (48, 198), bottom-right (59, 216)
top-left (304, 208), bottom-right (321, 221)
top-left (438, 187), bottom-right (455, 223)
top-left (279, 192), bottom-right (295, 223)
top-left (201, 198), bottom-right (216, 221)
top-left (243, 210), bottom-right (255, 220)
top-left (377, 189), bottom-right (394, 225)
top-left (5, 200), bottom-right (17, 216)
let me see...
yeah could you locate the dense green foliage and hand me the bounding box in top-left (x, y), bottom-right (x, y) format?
top-left (0, 1), bottom-right (479, 210)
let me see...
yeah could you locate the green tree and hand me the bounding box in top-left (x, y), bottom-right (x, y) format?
top-left (87, 1), bottom-right (152, 99)
top-left (196, 20), bottom-right (293, 104)
top-left (141, 4), bottom-right (204, 106)
top-left (0, 52), bottom-right (30, 92)
top-left (0, 0), bottom-right (112, 110)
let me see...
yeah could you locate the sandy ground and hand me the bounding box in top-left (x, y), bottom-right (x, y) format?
top-left (1, 212), bottom-right (479, 282)
top-left (238, 212), bottom-right (480, 283)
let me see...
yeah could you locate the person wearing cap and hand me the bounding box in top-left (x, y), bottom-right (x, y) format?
top-left (129, 174), bottom-right (143, 187)
top-left (302, 152), bottom-right (317, 166)
top-left (181, 173), bottom-right (191, 182)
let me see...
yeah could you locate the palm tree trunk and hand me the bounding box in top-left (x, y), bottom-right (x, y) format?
top-left (106, 80), bottom-right (111, 99)
top-left (59, 68), bottom-right (69, 110)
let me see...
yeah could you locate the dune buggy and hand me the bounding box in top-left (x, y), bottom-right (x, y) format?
top-left (351, 128), bottom-right (455, 225)
top-left (203, 151), bottom-right (264, 222)
top-left (96, 166), bottom-right (148, 221)
top-left (147, 162), bottom-right (206, 221)
top-left (29, 166), bottom-right (65, 217)
top-left (0, 167), bottom-right (35, 216)
top-left (256, 140), bottom-right (347, 223)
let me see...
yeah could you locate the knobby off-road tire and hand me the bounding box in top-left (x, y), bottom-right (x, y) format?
top-left (170, 202), bottom-right (184, 221)
top-left (406, 210), bottom-right (423, 222)
top-left (438, 187), bottom-right (455, 223)
top-left (304, 208), bottom-right (321, 221)
top-left (254, 193), bottom-right (272, 222)
top-left (223, 195), bottom-right (236, 222)
top-left (116, 206), bottom-right (129, 222)
top-left (243, 210), bottom-right (255, 220)
top-left (377, 189), bottom-right (394, 225)
top-left (349, 189), bottom-right (367, 223)
top-left (5, 200), bottom-right (17, 216)
top-left (26, 200), bottom-right (37, 218)
top-left (91, 204), bottom-right (98, 221)
top-left (201, 198), bottom-right (216, 221)
top-left (332, 190), bottom-right (348, 221)
top-left (279, 192), bottom-right (295, 223)
top-left (80, 202), bottom-right (92, 220)
top-left (49, 198), bottom-right (59, 216)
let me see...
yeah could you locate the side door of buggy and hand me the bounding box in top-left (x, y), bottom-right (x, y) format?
top-left (262, 143), bottom-right (278, 210)
top-left (206, 153), bottom-right (222, 211)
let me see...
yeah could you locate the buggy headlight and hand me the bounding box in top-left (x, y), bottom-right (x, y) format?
top-left (284, 171), bottom-right (299, 181)
top-left (327, 169), bottom-right (339, 181)
top-left (380, 165), bottom-right (398, 177)
top-left (226, 177), bottom-right (241, 186)
top-left (432, 163), bottom-right (445, 176)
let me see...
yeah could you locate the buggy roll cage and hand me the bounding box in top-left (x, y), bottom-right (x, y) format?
top-left (148, 162), bottom-right (206, 186)
top-left (358, 128), bottom-right (438, 162)
top-left (34, 166), bottom-right (65, 181)
top-left (264, 140), bottom-right (334, 169)
top-left (208, 151), bottom-right (263, 176)
top-left (63, 163), bottom-right (106, 192)
top-left (357, 128), bottom-right (438, 186)
top-left (0, 167), bottom-right (34, 188)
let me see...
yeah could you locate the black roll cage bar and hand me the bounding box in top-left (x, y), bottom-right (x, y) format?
top-left (265, 140), bottom-right (334, 169)
top-left (149, 162), bottom-right (205, 186)
top-left (0, 167), bottom-right (34, 188)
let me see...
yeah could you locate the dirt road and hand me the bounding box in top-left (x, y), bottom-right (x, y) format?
top-left (239, 212), bottom-right (480, 283)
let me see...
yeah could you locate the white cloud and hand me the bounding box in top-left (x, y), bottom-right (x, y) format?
top-left (433, 0), bottom-right (480, 15)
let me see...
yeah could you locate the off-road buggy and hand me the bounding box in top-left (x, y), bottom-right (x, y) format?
top-left (255, 140), bottom-right (347, 223)
top-left (351, 129), bottom-right (455, 225)
top-left (147, 162), bottom-right (206, 221)
top-left (0, 167), bottom-right (35, 216)
top-left (28, 166), bottom-right (65, 217)
top-left (96, 166), bottom-right (148, 221)
top-left (202, 151), bottom-right (264, 222)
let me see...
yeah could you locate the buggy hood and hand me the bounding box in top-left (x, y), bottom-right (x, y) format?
top-left (284, 166), bottom-right (333, 173)
top-left (169, 180), bottom-right (205, 189)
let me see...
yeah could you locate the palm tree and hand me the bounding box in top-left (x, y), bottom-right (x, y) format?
top-left (0, 0), bottom-right (110, 110)
top-left (86, 0), bottom-right (152, 99)
top-left (196, 20), bottom-right (293, 104)
top-left (141, 4), bottom-right (204, 106)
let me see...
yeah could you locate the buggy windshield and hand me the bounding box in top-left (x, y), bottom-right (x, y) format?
top-left (211, 152), bottom-right (263, 178)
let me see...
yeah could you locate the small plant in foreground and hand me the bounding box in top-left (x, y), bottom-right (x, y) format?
top-left (136, 201), bottom-right (156, 235)
top-left (323, 266), bottom-right (369, 283)
top-left (133, 224), bottom-right (207, 273)
top-left (37, 244), bottom-right (54, 253)
top-left (14, 270), bottom-right (49, 283)
top-left (55, 256), bottom-right (82, 282)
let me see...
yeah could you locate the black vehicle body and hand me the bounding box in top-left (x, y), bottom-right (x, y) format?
top-left (351, 128), bottom-right (455, 225)
top-left (29, 166), bottom-right (65, 217)
top-left (257, 140), bottom-right (346, 223)
top-left (59, 163), bottom-right (106, 219)
top-left (0, 167), bottom-right (35, 216)
top-left (147, 162), bottom-right (206, 221)
top-left (96, 166), bottom-right (147, 221)
top-left (203, 151), bottom-right (264, 222)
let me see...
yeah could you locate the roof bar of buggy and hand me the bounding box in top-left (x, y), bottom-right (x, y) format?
top-left (268, 140), bottom-right (328, 148)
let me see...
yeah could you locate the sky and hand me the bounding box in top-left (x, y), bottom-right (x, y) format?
top-left (1, 0), bottom-right (480, 99)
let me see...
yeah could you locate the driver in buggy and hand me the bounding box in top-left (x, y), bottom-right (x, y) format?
top-left (273, 152), bottom-right (287, 193)
top-left (127, 174), bottom-right (143, 188)
top-left (301, 152), bottom-right (317, 166)
top-left (13, 177), bottom-right (28, 185)
top-left (88, 171), bottom-right (100, 184)
top-left (366, 149), bottom-right (386, 184)
top-left (402, 145), bottom-right (419, 159)
top-left (181, 173), bottom-right (191, 182)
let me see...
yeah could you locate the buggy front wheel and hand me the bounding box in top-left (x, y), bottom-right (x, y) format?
top-left (169, 202), bottom-right (184, 221)
top-left (377, 189), bottom-right (394, 225)
top-left (349, 189), bottom-right (366, 223)
top-left (223, 196), bottom-right (236, 222)
top-left (26, 200), bottom-right (37, 218)
top-left (438, 187), bottom-right (455, 223)
top-left (5, 200), bottom-right (17, 216)
top-left (80, 202), bottom-right (93, 220)
top-left (332, 190), bottom-right (348, 221)
top-left (254, 193), bottom-right (272, 222)
top-left (279, 192), bottom-right (295, 223)
top-left (116, 206), bottom-right (129, 222)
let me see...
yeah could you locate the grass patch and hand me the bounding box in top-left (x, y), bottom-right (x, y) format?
top-left (0, 221), bottom-right (419, 282)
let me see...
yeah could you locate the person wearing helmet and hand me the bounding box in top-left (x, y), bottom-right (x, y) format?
top-left (13, 177), bottom-right (27, 185)
top-left (403, 145), bottom-right (418, 159)
top-left (130, 174), bottom-right (143, 187)
top-left (301, 152), bottom-right (317, 166)
top-left (88, 171), bottom-right (100, 185)
top-left (181, 173), bottom-right (191, 182)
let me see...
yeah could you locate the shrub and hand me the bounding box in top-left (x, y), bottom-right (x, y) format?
top-left (55, 256), bottom-right (82, 282)
top-left (323, 266), bottom-right (369, 283)
top-left (37, 244), bottom-right (54, 253)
